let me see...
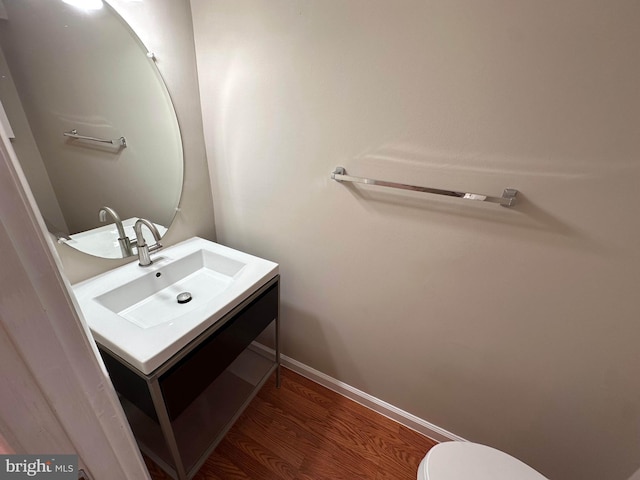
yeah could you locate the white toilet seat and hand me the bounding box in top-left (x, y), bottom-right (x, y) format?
top-left (417, 442), bottom-right (548, 480)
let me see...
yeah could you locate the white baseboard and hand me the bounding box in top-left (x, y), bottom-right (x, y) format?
top-left (250, 343), bottom-right (466, 444)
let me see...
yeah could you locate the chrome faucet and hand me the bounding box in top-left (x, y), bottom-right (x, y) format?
top-left (134, 218), bottom-right (163, 266)
top-left (98, 206), bottom-right (134, 257)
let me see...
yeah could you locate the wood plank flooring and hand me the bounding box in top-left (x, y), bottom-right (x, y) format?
top-left (146, 367), bottom-right (436, 479)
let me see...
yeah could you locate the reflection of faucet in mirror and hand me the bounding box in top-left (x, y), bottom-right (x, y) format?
top-left (134, 218), bottom-right (163, 267)
top-left (98, 206), bottom-right (134, 258)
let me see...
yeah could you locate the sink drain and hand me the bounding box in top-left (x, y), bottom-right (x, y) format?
top-left (177, 292), bottom-right (192, 304)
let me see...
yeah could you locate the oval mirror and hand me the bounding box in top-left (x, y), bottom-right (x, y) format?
top-left (0, 0), bottom-right (183, 258)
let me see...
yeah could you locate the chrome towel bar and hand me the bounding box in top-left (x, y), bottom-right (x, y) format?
top-left (331, 166), bottom-right (518, 207)
top-left (63, 129), bottom-right (127, 147)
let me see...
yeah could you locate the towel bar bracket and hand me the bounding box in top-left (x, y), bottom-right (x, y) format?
top-left (501, 188), bottom-right (518, 207)
top-left (332, 166), bottom-right (347, 177)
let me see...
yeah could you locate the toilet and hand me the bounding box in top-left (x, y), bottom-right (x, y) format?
top-left (417, 442), bottom-right (548, 480)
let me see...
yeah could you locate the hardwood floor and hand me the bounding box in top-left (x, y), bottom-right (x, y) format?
top-left (146, 367), bottom-right (436, 479)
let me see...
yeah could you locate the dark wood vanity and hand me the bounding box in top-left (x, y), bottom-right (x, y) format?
top-left (98, 275), bottom-right (280, 480)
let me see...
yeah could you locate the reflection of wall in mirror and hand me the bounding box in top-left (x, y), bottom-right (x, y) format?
top-left (0, 47), bottom-right (68, 234)
top-left (0, 0), bottom-right (183, 236)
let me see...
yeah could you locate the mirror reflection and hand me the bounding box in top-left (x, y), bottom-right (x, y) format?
top-left (0, 0), bottom-right (183, 258)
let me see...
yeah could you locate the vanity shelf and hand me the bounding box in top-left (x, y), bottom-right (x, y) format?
top-left (98, 275), bottom-right (280, 480)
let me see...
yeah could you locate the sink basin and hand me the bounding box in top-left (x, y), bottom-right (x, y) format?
top-left (95, 249), bottom-right (246, 329)
top-left (72, 237), bottom-right (278, 374)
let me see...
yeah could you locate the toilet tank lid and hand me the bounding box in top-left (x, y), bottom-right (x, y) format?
top-left (422, 442), bottom-right (548, 480)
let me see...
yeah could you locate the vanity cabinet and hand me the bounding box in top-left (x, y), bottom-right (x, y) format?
top-left (98, 275), bottom-right (280, 480)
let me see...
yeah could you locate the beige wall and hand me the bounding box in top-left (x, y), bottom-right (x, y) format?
top-left (49, 0), bottom-right (215, 283)
top-left (192, 1), bottom-right (640, 478)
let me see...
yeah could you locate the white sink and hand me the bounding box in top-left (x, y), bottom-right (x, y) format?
top-left (72, 237), bottom-right (278, 374)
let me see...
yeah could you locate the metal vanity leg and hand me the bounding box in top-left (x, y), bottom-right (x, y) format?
top-left (148, 379), bottom-right (187, 480)
top-left (275, 314), bottom-right (281, 388)
top-left (275, 281), bottom-right (281, 388)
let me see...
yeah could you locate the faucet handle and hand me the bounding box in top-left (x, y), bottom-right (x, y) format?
top-left (149, 242), bottom-right (163, 253)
